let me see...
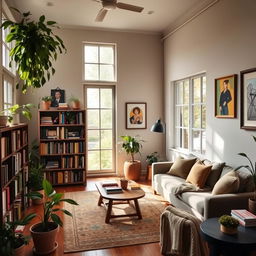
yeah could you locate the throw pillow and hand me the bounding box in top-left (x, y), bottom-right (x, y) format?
top-left (212, 170), bottom-right (240, 195)
top-left (203, 160), bottom-right (225, 188)
top-left (236, 169), bottom-right (255, 193)
top-left (168, 156), bottom-right (197, 179)
top-left (186, 161), bottom-right (212, 188)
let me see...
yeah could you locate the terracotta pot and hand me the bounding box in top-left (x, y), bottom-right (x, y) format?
top-left (0, 116), bottom-right (8, 127)
top-left (41, 101), bottom-right (51, 110)
top-left (220, 224), bottom-right (237, 235)
top-left (147, 165), bottom-right (152, 181)
top-left (30, 222), bottom-right (59, 255)
top-left (120, 179), bottom-right (128, 190)
top-left (32, 189), bottom-right (44, 205)
top-left (249, 198), bottom-right (256, 214)
top-left (124, 161), bottom-right (141, 181)
top-left (14, 243), bottom-right (25, 256)
top-left (71, 101), bottom-right (80, 109)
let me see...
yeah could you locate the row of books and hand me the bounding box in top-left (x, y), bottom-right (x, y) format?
top-left (1, 136), bottom-right (11, 159)
top-left (3, 198), bottom-right (22, 223)
top-left (41, 127), bottom-right (83, 139)
top-left (41, 116), bottom-right (53, 125)
top-left (40, 141), bottom-right (84, 155)
top-left (44, 170), bottom-right (84, 184)
top-left (231, 209), bottom-right (256, 227)
top-left (11, 130), bottom-right (21, 151)
top-left (44, 156), bottom-right (85, 169)
top-left (59, 112), bottom-right (84, 124)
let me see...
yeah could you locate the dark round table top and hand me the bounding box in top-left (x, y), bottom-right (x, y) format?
top-left (200, 217), bottom-right (256, 246)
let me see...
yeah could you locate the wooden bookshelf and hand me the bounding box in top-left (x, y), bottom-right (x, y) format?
top-left (0, 124), bottom-right (29, 223)
top-left (38, 109), bottom-right (86, 186)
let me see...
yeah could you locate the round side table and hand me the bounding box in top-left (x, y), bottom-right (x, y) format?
top-left (200, 218), bottom-right (256, 256)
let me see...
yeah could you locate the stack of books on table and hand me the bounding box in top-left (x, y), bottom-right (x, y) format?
top-left (41, 116), bottom-right (53, 125)
top-left (104, 186), bottom-right (123, 194)
top-left (231, 209), bottom-right (256, 227)
top-left (101, 180), bottom-right (118, 187)
top-left (58, 103), bottom-right (69, 110)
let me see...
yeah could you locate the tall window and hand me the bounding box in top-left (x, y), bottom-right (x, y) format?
top-left (3, 76), bottom-right (13, 111)
top-left (174, 74), bottom-right (206, 154)
top-left (85, 86), bottom-right (115, 174)
top-left (83, 43), bottom-right (116, 82)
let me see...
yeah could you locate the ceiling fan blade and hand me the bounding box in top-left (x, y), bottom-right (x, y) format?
top-left (95, 8), bottom-right (108, 22)
top-left (116, 2), bottom-right (144, 12)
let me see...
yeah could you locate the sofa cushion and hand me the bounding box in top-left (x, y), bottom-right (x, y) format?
top-left (212, 170), bottom-right (240, 195)
top-left (186, 161), bottom-right (212, 188)
top-left (203, 160), bottom-right (225, 188)
top-left (168, 156), bottom-right (197, 179)
top-left (179, 191), bottom-right (212, 216)
top-left (236, 169), bottom-right (255, 193)
top-left (220, 165), bottom-right (234, 177)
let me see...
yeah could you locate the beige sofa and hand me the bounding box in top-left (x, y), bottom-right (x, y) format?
top-left (152, 161), bottom-right (255, 220)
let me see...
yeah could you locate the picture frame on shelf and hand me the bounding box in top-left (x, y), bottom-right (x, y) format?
top-left (240, 67), bottom-right (256, 130)
top-left (51, 87), bottom-right (65, 107)
top-left (215, 74), bottom-right (237, 118)
top-left (126, 102), bottom-right (147, 129)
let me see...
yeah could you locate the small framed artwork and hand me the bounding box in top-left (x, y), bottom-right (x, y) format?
top-left (215, 74), bottom-right (237, 118)
top-left (126, 102), bottom-right (147, 129)
top-left (51, 88), bottom-right (65, 107)
top-left (241, 68), bottom-right (256, 130)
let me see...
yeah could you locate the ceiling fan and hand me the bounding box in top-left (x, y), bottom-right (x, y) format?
top-left (93, 0), bottom-right (144, 22)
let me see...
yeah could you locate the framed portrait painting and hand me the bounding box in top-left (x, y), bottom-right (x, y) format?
top-left (126, 102), bottom-right (147, 129)
top-left (241, 68), bottom-right (256, 130)
top-left (51, 88), bottom-right (65, 107)
top-left (215, 74), bottom-right (237, 118)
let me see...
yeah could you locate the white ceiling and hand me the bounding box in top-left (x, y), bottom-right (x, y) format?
top-left (6, 0), bottom-right (216, 34)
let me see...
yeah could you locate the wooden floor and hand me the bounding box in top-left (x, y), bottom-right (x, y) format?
top-left (23, 177), bottom-right (162, 256)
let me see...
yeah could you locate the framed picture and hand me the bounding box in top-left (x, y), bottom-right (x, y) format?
top-left (126, 102), bottom-right (147, 129)
top-left (51, 88), bottom-right (65, 107)
top-left (215, 74), bottom-right (237, 118)
top-left (241, 68), bottom-right (256, 130)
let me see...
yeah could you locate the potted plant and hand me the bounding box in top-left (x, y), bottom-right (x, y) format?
top-left (121, 135), bottom-right (144, 181)
top-left (1, 9), bottom-right (66, 93)
top-left (0, 115), bottom-right (8, 127)
top-left (41, 96), bottom-right (53, 110)
top-left (146, 152), bottom-right (159, 180)
top-left (1, 104), bottom-right (35, 125)
top-left (0, 213), bottom-right (36, 256)
top-left (28, 179), bottom-right (78, 255)
top-left (68, 96), bottom-right (80, 109)
top-left (235, 135), bottom-right (256, 214)
top-left (65, 111), bottom-right (76, 124)
top-left (219, 215), bottom-right (239, 235)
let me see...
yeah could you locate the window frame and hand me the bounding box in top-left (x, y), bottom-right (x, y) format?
top-left (174, 73), bottom-right (206, 155)
top-left (83, 42), bottom-right (117, 83)
top-left (2, 70), bottom-right (14, 112)
top-left (84, 84), bottom-right (116, 175)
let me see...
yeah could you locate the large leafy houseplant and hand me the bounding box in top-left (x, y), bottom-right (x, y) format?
top-left (1, 9), bottom-right (66, 93)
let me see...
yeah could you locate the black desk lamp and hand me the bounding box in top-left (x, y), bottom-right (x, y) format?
top-left (150, 119), bottom-right (165, 133)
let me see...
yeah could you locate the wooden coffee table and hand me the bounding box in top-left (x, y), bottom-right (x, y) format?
top-left (95, 182), bottom-right (145, 223)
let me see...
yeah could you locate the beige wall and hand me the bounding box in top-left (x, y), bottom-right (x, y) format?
top-left (164, 0), bottom-right (256, 166)
top-left (20, 28), bottom-right (164, 175)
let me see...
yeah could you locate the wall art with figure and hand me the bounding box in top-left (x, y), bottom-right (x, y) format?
top-left (126, 102), bottom-right (147, 129)
top-left (51, 88), bottom-right (65, 107)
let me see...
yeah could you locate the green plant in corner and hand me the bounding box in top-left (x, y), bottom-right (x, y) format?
top-left (68, 96), bottom-right (79, 103)
top-left (146, 152), bottom-right (159, 165)
top-left (41, 96), bottom-right (53, 102)
top-left (121, 135), bottom-right (144, 162)
top-left (1, 9), bottom-right (66, 93)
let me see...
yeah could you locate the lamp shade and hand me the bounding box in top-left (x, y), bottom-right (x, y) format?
top-left (150, 119), bottom-right (165, 133)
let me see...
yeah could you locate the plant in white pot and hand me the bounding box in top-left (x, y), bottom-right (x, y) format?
top-left (121, 135), bottom-right (144, 181)
top-left (28, 179), bottom-right (78, 255)
top-left (68, 96), bottom-right (80, 109)
top-left (235, 135), bottom-right (256, 214)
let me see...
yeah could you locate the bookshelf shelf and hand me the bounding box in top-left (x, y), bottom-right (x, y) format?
top-left (0, 124), bottom-right (29, 223)
top-left (39, 109), bottom-right (86, 186)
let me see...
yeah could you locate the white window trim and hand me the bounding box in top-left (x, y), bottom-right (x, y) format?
top-left (82, 42), bottom-right (117, 83)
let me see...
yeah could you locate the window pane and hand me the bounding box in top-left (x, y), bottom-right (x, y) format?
top-left (84, 45), bottom-right (98, 63)
top-left (87, 88), bottom-right (99, 108)
top-left (4, 81), bottom-right (8, 103)
top-left (183, 106), bottom-right (189, 127)
top-left (183, 129), bottom-right (189, 149)
top-left (176, 82), bottom-right (183, 104)
top-left (100, 65), bottom-right (114, 81)
top-left (176, 106), bottom-right (182, 127)
top-left (101, 110), bottom-right (112, 129)
top-left (88, 130), bottom-right (100, 150)
top-left (101, 150), bottom-right (112, 169)
top-left (192, 130), bottom-right (200, 152)
top-left (87, 110), bottom-right (99, 129)
top-left (202, 76), bottom-right (206, 103)
top-left (100, 89), bottom-right (112, 108)
top-left (101, 130), bottom-right (112, 149)
top-left (100, 46), bottom-right (114, 64)
top-left (85, 64), bottom-right (98, 80)
top-left (202, 131), bottom-right (206, 154)
top-left (183, 80), bottom-right (189, 104)
top-left (193, 77), bottom-right (201, 103)
top-left (193, 105), bottom-right (201, 128)
top-left (8, 84), bottom-right (12, 104)
top-left (88, 151), bottom-right (100, 170)
top-left (202, 105), bottom-right (206, 129)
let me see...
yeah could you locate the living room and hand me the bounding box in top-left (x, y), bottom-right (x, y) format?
top-left (0, 0), bottom-right (256, 255)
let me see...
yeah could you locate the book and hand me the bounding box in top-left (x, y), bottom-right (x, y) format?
top-left (101, 180), bottom-right (118, 187)
top-left (105, 186), bottom-right (123, 194)
top-left (231, 209), bottom-right (256, 224)
top-left (130, 184), bottom-right (141, 190)
top-left (231, 213), bottom-right (256, 227)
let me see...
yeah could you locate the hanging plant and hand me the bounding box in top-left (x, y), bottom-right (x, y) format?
top-left (1, 8), bottom-right (66, 93)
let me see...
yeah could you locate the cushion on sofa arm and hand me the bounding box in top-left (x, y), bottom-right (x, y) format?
top-left (152, 162), bottom-right (173, 175)
top-left (212, 170), bottom-right (240, 195)
top-left (236, 169), bottom-right (255, 193)
top-left (167, 156), bottom-right (197, 179)
top-left (202, 160), bottom-right (225, 188)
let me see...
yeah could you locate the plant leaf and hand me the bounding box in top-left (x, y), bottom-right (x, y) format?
top-left (43, 179), bottom-right (54, 197)
top-left (60, 199), bottom-right (79, 205)
top-left (51, 214), bottom-right (63, 227)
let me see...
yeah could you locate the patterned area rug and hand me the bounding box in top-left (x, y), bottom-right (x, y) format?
top-left (63, 189), bottom-right (166, 253)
